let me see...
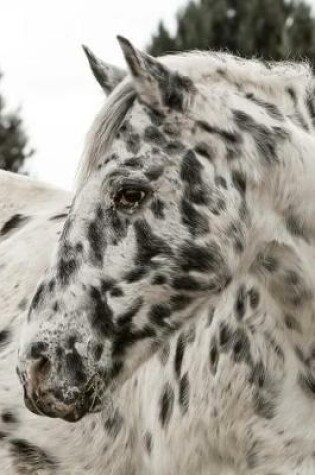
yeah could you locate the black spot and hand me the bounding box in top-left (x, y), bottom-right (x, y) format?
top-left (284, 314), bottom-right (301, 333)
top-left (287, 86), bottom-right (297, 103)
top-left (152, 274), bottom-right (167, 285)
top-left (183, 323), bottom-right (196, 343)
top-left (284, 270), bottom-right (300, 286)
top-left (149, 304), bottom-right (171, 327)
top-left (144, 431), bottom-right (153, 454)
top-left (145, 166), bottom-right (164, 181)
top-left (184, 184), bottom-right (209, 206)
top-left (124, 266), bottom-right (149, 283)
top-left (214, 197), bottom-right (226, 214)
top-left (232, 329), bottom-right (252, 365)
top-left (239, 200), bottom-right (248, 222)
top-left (235, 285), bottom-right (247, 320)
top-left (92, 343), bottom-right (103, 361)
top-left (197, 120), bottom-right (241, 144)
top-left (215, 176), bottom-right (227, 189)
top-left (306, 89), bottom-right (315, 124)
top-left (194, 142), bottom-right (213, 160)
top-left (178, 372), bottom-right (190, 414)
top-left (87, 220), bottom-right (104, 265)
top-left (162, 71), bottom-right (194, 111)
top-left (0, 329), bottom-right (11, 351)
top-left (2, 411), bottom-right (18, 424)
top-left (29, 341), bottom-right (48, 359)
top-left (233, 110), bottom-right (288, 164)
top-left (292, 107), bottom-right (310, 130)
top-left (159, 382), bottom-right (174, 427)
top-left (180, 198), bottom-right (209, 236)
top-left (170, 294), bottom-right (192, 311)
top-left (151, 199), bottom-right (165, 219)
top-left (110, 361), bottom-right (124, 379)
top-left (112, 324), bottom-right (156, 358)
top-left (110, 286), bottom-right (124, 298)
top-left (248, 288), bottom-right (260, 309)
top-left (219, 322), bottom-right (232, 350)
top-left (105, 207), bottom-right (128, 243)
top-left (171, 275), bottom-right (206, 292)
top-left (180, 149), bottom-right (203, 186)
top-left (49, 213), bottom-right (68, 221)
top-left (165, 140), bottom-right (186, 155)
top-left (299, 373), bottom-right (315, 397)
top-left (259, 253), bottom-right (279, 273)
top-left (123, 156), bottom-right (143, 168)
top-left (231, 170), bottom-right (246, 195)
top-left (30, 283), bottom-right (45, 310)
top-left (100, 279), bottom-right (116, 293)
top-left (177, 241), bottom-right (223, 274)
top-left (116, 298), bottom-right (143, 327)
top-left (9, 438), bottom-right (57, 472)
top-left (57, 242), bottom-right (78, 286)
top-left (285, 213), bottom-right (308, 240)
top-left (264, 331), bottom-right (284, 361)
top-left (253, 392), bottom-right (276, 419)
top-left (89, 286), bottom-right (115, 338)
top-left (249, 361), bottom-right (266, 388)
top-left (245, 93), bottom-right (283, 120)
top-left (147, 107), bottom-right (164, 126)
top-left (104, 408), bottom-right (124, 438)
top-left (209, 337), bottom-right (219, 375)
top-left (208, 306), bottom-right (215, 326)
top-left (246, 443), bottom-right (261, 470)
top-left (133, 219), bottom-right (172, 267)
top-left (126, 132), bottom-right (140, 154)
top-left (163, 121), bottom-right (180, 136)
top-left (65, 350), bottom-right (87, 386)
top-left (0, 214), bottom-right (29, 236)
top-left (48, 279), bottom-right (56, 292)
top-left (144, 126), bottom-right (167, 147)
top-left (174, 333), bottom-right (185, 378)
top-left (180, 150), bottom-right (209, 205)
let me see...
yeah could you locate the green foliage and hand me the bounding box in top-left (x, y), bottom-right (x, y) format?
top-left (148, 0), bottom-right (315, 64)
top-left (0, 73), bottom-right (32, 173)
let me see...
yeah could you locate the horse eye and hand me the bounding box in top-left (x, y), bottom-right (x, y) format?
top-left (114, 189), bottom-right (146, 209)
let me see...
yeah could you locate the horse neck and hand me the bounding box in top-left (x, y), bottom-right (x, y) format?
top-left (254, 125), bottom-right (315, 241)
top-left (238, 123), bottom-right (315, 347)
top-left (233, 70), bottom-right (315, 240)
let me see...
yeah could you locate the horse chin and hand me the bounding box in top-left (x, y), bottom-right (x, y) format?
top-left (23, 385), bottom-right (104, 423)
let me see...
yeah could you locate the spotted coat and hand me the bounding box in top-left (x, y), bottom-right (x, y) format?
top-left (2, 38), bottom-right (315, 474)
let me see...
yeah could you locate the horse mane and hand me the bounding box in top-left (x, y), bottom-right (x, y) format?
top-left (76, 50), bottom-right (313, 189)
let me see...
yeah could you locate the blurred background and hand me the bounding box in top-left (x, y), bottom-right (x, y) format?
top-left (1, 0), bottom-right (315, 190)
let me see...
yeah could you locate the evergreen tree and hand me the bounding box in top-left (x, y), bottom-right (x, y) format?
top-left (148, 0), bottom-right (315, 65)
top-left (0, 72), bottom-right (32, 173)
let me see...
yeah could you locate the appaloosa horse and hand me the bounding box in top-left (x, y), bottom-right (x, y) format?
top-left (1, 36), bottom-right (315, 474)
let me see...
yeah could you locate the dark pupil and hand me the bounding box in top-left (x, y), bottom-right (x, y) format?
top-left (123, 190), bottom-right (142, 204)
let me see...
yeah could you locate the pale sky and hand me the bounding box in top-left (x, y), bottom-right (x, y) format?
top-left (0, 0), bottom-right (187, 189)
top-left (0, 0), bottom-right (314, 190)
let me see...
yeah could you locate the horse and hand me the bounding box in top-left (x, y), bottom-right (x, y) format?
top-left (1, 36), bottom-right (315, 474)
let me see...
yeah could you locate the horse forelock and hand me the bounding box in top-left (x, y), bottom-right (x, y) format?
top-left (76, 79), bottom-right (136, 189)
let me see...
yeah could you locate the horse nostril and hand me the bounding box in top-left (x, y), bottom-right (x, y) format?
top-left (29, 356), bottom-right (51, 387)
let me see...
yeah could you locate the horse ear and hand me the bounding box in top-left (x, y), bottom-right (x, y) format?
top-left (117, 36), bottom-right (195, 112)
top-left (82, 45), bottom-right (126, 95)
